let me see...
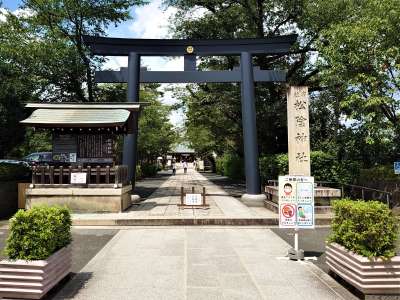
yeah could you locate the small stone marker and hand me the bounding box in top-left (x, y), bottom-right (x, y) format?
top-left (287, 86), bottom-right (311, 176)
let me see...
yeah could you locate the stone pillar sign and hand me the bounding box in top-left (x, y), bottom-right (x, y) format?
top-left (287, 86), bottom-right (311, 176)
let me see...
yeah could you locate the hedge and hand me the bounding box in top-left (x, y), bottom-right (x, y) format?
top-left (215, 151), bottom-right (361, 184)
top-left (135, 165), bottom-right (142, 180)
top-left (259, 151), bottom-right (360, 184)
top-left (215, 153), bottom-right (244, 180)
top-left (0, 163), bottom-right (30, 182)
top-left (5, 206), bottom-right (72, 260)
top-left (328, 199), bottom-right (399, 258)
top-left (141, 163), bottom-right (158, 178)
top-left (358, 165), bottom-right (398, 182)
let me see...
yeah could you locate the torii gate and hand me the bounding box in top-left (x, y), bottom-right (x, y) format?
top-left (83, 34), bottom-right (297, 205)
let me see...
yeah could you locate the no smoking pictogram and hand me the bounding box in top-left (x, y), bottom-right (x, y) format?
top-left (282, 204), bottom-right (295, 218)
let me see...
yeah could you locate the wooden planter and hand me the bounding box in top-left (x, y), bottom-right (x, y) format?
top-left (0, 246), bottom-right (71, 299)
top-left (326, 242), bottom-right (400, 295)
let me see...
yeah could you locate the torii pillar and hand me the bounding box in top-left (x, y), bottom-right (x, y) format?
top-left (123, 52), bottom-right (140, 186)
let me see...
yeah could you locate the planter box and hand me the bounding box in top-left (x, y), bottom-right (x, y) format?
top-left (326, 242), bottom-right (400, 295)
top-left (0, 246), bottom-right (71, 299)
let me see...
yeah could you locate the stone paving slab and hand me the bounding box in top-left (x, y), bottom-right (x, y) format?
top-left (53, 227), bottom-right (356, 300)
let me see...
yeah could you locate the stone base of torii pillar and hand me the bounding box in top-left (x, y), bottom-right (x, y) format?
top-left (240, 193), bottom-right (267, 207)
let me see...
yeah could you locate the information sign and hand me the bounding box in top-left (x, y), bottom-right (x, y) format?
top-left (71, 172), bottom-right (87, 184)
top-left (69, 153), bottom-right (77, 163)
top-left (185, 194), bottom-right (202, 205)
top-left (279, 175), bottom-right (314, 228)
top-left (394, 162), bottom-right (400, 174)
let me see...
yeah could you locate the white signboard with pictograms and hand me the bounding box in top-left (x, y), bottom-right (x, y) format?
top-left (279, 175), bottom-right (314, 229)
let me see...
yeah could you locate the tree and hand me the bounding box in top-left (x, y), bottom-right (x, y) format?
top-left (137, 85), bottom-right (178, 163)
top-left (164, 0), bottom-right (320, 158)
top-left (0, 1), bottom-right (146, 157)
top-left (308, 0), bottom-right (400, 159)
top-left (96, 83), bottom-right (178, 163)
top-left (166, 0), bottom-right (400, 169)
top-left (22, 0), bottom-right (147, 102)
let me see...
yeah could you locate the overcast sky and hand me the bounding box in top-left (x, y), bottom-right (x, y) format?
top-left (1, 0), bottom-right (186, 126)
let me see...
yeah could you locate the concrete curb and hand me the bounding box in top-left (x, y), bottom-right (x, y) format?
top-left (72, 217), bottom-right (333, 226)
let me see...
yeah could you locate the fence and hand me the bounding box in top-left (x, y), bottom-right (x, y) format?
top-left (266, 180), bottom-right (392, 207)
top-left (31, 165), bottom-right (128, 188)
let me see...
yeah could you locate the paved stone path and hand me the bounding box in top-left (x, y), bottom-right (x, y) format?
top-left (54, 227), bottom-right (355, 300)
top-left (55, 169), bottom-right (356, 299)
top-left (73, 166), bottom-right (276, 222)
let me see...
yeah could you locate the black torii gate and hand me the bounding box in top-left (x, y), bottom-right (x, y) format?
top-left (83, 34), bottom-right (297, 204)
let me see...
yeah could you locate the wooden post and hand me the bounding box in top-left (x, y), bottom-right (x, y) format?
top-left (114, 165), bottom-right (119, 186)
top-left (202, 187), bottom-right (206, 206)
top-left (49, 166), bottom-right (54, 184)
top-left (106, 166), bottom-right (110, 184)
top-left (32, 166), bottom-right (36, 186)
top-left (40, 166), bottom-right (45, 184)
top-left (192, 186), bottom-right (195, 193)
top-left (361, 188), bottom-right (365, 200)
top-left (68, 166), bottom-right (72, 183)
top-left (96, 166), bottom-right (100, 184)
top-left (181, 187), bottom-right (184, 205)
top-left (59, 166), bottom-right (63, 184)
top-left (87, 166), bottom-right (91, 184)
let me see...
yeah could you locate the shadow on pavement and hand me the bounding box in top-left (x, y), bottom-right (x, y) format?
top-left (44, 272), bottom-right (93, 300)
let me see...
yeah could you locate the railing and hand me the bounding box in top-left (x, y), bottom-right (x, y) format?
top-left (266, 179), bottom-right (392, 206)
top-left (31, 165), bottom-right (129, 188)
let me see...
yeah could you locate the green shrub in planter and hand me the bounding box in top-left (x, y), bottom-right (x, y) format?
top-left (5, 205), bottom-right (72, 260)
top-left (328, 199), bottom-right (399, 258)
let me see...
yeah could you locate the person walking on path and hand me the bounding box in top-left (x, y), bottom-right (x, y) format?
top-left (172, 159), bottom-right (176, 175)
top-left (183, 160), bottom-right (188, 174)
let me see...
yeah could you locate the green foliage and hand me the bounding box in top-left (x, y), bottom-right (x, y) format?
top-left (168, 0), bottom-right (400, 172)
top-left (359, 165), bottom-right (399, 182)
top-left (328, 199), bottom-right (399, 258)
top-left (309, 0), bottom-right (400, 154)
top-left (167, 0), bottom-right (308, 158)
top-left (0, 163), bottom-right (31, 182)
top-left (9, 129), bottom-right (52, 158)
top-left (0, 1), bottom-right (147, 158)
top-left (259, 152), bottom-right (359, 184)
top-left (259, 154), bottom-right (288, 184)
top-left (140, 163), bottom-right (158, 178)
top-left (215, 153), bottom-right (244, 180)
top-left (137, 85), bottom-right (178, 163)
top-left (135, 165), bottom-right (142, 180)
top-left (5, 206), bottom-right (72, 260)
top-left (216, 157), bottom-right (224, 175)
